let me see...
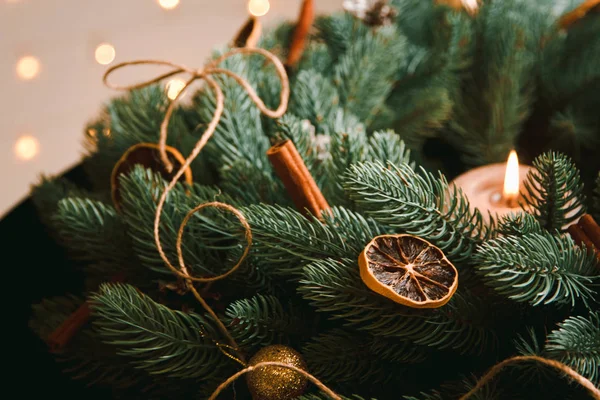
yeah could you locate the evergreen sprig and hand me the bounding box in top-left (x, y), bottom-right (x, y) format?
top-left (545, 312), bottom-right (600, 384)
top-left (334, 25), bottom-right (406, 127)
top-left (474, 232), bottom-right (598, 307)
top-left (52, 197), bottom-right (132, 273)
top-left (343, 161), bottom-right (490, 263)
top-left (302, 329), bottom-right (395, 385)
top-left (90, 283), bottom-right (231, 381)
top-left (30, 295), bottom-right (150, 390)
top-left (496, 212), bottom-right (543, 236)
top-left (522, 151), bottom-right (586, 232)
top-left (224, 294), bottom-right (302, 351)
top-left (241, 205), bottom-right (385, 276)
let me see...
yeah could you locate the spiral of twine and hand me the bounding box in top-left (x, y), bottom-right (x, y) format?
top-left (102, 47), bottom-right (599, 400)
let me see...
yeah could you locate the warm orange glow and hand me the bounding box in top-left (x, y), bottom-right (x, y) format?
top-left (503, 150), bottom-right (520, 205)
top-left (14, 135), bottom-right (40, 160)
top-left (248, 0), bottom-right (270, 17)
top-left (16, 56), bottom-right (40, 80)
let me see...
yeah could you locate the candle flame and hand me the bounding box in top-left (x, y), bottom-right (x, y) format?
top-left (503, 150), bottom-right (520, 205)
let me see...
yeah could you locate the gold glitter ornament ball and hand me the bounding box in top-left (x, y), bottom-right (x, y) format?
top-left (246, 345), bottom-right (308, 400)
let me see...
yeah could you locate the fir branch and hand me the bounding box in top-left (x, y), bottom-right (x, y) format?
top-left (474, 232), bottom-right (598, 307)
top-left (343, 161), bottom-right (490, 263)
top-left (522, 152), bottom-right (586, 232)
top-left (119, 166), bottom-right (243, 278)
top-left (299, 257), bottom-right (493, 354)
top-left (224, 294), bottom-right (302, 351)
top-left (323, 128), bottom-right (368, 207)
top-left (447, 0), bottom-right (540, 165)
top-left (539, 14), bottom-right (600, 106)
top-left (289, 69), bottom-right (340, 133)
top-left (303, 329), bottom-right (396, 385)
top-left (384, 86), bottom-right (453, 149)
top-left (368, 336), bottom-right (428, 364)
top-left (334, 25), bottom-right (406, 126)
top-left (496, 212), bottom-right (543, 236)
top-left (241, 205), bottom-right (385, 276)
top-left (365, 130), bottom-right (414, 168)
top-left (90, 283), bottom-right (231, 380)
top-left (296, 42), bottom-right (335, 77)
top-left (545, 109), bottom-right (599, 163)
top-left (29, 295), bottom-right (150, 391)
top-left (545, 312), bottom-right (600, 385)
top-left (52, 197), bottom-right (132, 273)
top-left (314, 12), bottom-right (368, 66)
top-left (30, 175), bottom-right (88, 230)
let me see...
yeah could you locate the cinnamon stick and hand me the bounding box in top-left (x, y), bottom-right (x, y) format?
top-left (567, 214), bottom-right (600, 265)
top-left (579, 214), bottom-right (600, 249)
top-left (559, 0), bottom-right (600, 29)
top-left (286, 0), bottom-right (314, 68)
top-left (46, 273), bottom-right (127, 353)
top-left (232, 16), bottom-right (262, 48)
top-left (46, 302), bottom-right (91, 353)
top-left (267, 139), bottom-right (330, 219)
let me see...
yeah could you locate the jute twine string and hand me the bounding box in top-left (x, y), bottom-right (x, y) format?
top-left (208, 362), bottom-right (342, 400)
top-left (459, 355), bottom-right (600, 400)
top-left (103, 47), bottom-right (289, 364)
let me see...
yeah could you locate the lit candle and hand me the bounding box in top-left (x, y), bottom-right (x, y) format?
top-left (449, 150), bottom-right (533, 223)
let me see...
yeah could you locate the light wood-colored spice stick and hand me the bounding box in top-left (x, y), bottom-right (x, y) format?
top-left (559, 0), bottom-right (599, 29)
top-left (232, 16), bottom-right (262, 48)
top-left (267, 139), bottom-right (330, 219)
top-left (286, 0), bottom-right (314, 68)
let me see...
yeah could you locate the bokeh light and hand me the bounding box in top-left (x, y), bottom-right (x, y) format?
top-left (248, 0), bottom-right (270, 17)
top-left (158, 0), bottom-right (180, 10)
top-left (166, 78), bottom-right (187, 100)
top-left (14, 135), bottom-right (40, 161)
top-left (16, 56), bottom-right (41, 80)
top-left (95, 43), bottom-right (116, 65)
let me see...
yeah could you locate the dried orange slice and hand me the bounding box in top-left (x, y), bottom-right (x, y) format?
top-left (358, 234), bottom-right (458, 308)
top-left (111, 142), bottom-right (192, 211)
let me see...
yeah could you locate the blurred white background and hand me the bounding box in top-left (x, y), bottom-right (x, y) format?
top-left (0, 0), bottom-right (341, 217)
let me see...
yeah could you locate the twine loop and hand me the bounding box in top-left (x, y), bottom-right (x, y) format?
top-left (103, 47), bottom-right (290, 364)
top-left (103, 47), bottom-right (289, 173)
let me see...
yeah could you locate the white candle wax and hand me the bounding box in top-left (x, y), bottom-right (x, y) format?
top-left (449, 163), bottom-right (533, 223)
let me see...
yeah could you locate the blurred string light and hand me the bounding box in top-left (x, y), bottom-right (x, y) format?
top-left (158, 0), bottom-right (180, 10)
top-left (14, 135), bottom-right (40, 161)
top-left (16, 56), bottom-right (40, 80)
top-left (248, 0), bottom-right (270, 16)
top-left (95, 43), bottom-right (116, 65)
top-left (166, 78), bottom-right (186, 100)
